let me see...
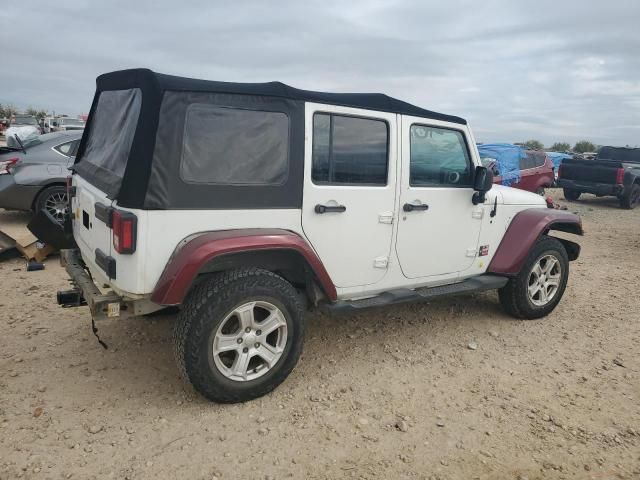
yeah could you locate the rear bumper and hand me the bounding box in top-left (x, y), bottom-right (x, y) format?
top-left (59, 249), bottom-right (159, 320)
top-left (557, 179), bottom-right (623, 196)
top-left (0, 174), bottom-right (40, 210)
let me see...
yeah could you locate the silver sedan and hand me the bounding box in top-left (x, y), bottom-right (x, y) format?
top-left (0, 131), bottom-right (83, 223)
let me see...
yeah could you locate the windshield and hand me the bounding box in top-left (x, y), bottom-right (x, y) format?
top-left (13, 116), bottom-right (37, 125)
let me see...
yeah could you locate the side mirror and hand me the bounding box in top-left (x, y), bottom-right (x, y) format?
top-left (472, 165), bottom-right (493, 205)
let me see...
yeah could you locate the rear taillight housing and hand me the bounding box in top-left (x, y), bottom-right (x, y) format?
top-left (615, 167), bottom-right (625, 185)
top-left (112, 210), bottom-right (137, 254)
top-left (557, 164), bottom-right (564, 179)
top-left (0, 157), bottom-right (20, 175)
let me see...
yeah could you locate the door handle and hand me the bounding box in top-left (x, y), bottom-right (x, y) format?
top-left (403, 202), bottom-right (429, 212)
top-left (315, 204), bottom-right (347, 214)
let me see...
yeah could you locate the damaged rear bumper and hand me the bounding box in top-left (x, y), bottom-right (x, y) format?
top-left (58, 249), bottom-right (160, 320)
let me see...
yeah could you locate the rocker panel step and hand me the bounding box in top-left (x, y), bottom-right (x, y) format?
top-left (325, 274), bottom-right (509, 313)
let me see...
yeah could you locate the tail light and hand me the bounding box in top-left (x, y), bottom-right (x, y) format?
top-left (615, 167), bottom-right (625, 185)
top-left (0, 157), bottom-right (20, 175)
top-left (557, 164), bottom-right (564, 179)
top-left (112, 210), bottom-right (137, 254)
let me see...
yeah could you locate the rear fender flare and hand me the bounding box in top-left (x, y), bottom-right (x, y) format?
top-left (487, 209), bottom-right (583, 276)
top-left (150, 229), bottom-right (337, 305)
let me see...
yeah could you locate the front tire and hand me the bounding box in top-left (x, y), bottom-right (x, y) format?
top-left (563, 188), bottom-right (581, 201)
top-left (498, 236), bottom-right (569, 320)
top-left (174, 268), bottom-right (305, 403)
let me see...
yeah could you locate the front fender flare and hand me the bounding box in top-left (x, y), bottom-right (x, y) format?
top-left (487, 208), bottom-right (583, 276)
top-left (150, 229), bottom-right (337, 305)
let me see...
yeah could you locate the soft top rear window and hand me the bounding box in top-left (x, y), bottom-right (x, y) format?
top-left (75, 88), bottom-right (142, 197)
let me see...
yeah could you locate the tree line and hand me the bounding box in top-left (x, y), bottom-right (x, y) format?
top-left (0, 104), bottom-right (49, 121)
top-left (521, 139), bottom-right (598, 154)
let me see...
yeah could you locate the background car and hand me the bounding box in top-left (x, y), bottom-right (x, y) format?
top-left (0, 130), bottom-right (82, 223)
top-left (478, 144), bottom-right (555, 195)
top-left (52, 117), bottom-right (85, 131)
top-left (5, 114), bottom-right (41, 143)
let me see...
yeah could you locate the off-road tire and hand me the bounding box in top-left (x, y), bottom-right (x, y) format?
top-left (619, 183), bottom-right (640, 209)
top-left (563, 188), bottom-right (581, 201)
top-left (34, 185), bottom-right (68, 224)
top-left (498, 236), bottom-right (569, 320)
top-left (173, 268), bottom-right (305, 403)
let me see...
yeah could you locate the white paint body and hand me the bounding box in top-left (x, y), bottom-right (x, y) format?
top-left (71, 103), bottom-right (547, 301)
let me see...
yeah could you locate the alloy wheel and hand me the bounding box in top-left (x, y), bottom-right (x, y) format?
top-left (44, 192), bottom-right (68, 223)
top-left (212, 301), bottom-right (288, 382)
top-left (527, 254), bottom-right (562, 306)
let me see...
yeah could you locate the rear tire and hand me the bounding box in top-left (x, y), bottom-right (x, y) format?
top-left (563, 188), bottom-right (581, 201)
top-left (173, 268), bottom-right (305, 403)
top-left (498, 236), bottom-right (569, 320)
top-left (34, 185), bottom-right (68, 224)
top-left (620, 183), bottom-right (640, 209)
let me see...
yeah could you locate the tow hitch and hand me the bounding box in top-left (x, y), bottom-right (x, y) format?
top-left (57, 289), bottom-right (86, 307)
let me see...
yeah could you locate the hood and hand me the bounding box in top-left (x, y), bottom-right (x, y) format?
top-left (492, 184), bottom-right (547, 206)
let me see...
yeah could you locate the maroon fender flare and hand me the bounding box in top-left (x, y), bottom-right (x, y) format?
top-left (487, 208), bottom-right (583, 276)
top-left (151, 229), bottom-right (337, 305)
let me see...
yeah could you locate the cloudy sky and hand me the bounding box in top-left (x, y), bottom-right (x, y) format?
top-left (2, 0), bottom-right (639, 146)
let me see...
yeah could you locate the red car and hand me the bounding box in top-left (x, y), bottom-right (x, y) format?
top-left (482, 150), bottom-right (555, 195)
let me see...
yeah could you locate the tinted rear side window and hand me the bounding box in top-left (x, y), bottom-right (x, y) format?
top-left (180, 105), bottom-right (289, 185)
top-left (312, 113), bottom-right (388, 185)
top-left (80, 89), bottom-right (142, 180)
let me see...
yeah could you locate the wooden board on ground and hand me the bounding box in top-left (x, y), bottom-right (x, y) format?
top-left (0, 229), bottom-right (56, 262)
top-left (0, 230), bottom-right (17, 259)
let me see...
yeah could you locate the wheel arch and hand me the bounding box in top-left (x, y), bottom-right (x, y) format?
top-left (488, 209), bottom-right (583, 276)
top-left (151, 229), bottom-right (337, 306)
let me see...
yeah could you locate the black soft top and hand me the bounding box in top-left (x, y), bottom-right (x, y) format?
top-left (96, 68), bottom-right (466, 125)
top-left (75, 69), bottom-right (467, 210)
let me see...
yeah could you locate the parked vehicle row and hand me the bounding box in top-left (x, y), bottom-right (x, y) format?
top-left (32, 69), bottom-right (583, 404)
top-left (478, 143), bottom-right (555, 195)
top-left (42, 116), bottom-right (85, 133)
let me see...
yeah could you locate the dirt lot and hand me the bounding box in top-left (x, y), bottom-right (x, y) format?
top-left (0, 190), bottom-right (638, 480)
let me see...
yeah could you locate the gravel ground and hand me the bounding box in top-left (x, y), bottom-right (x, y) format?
top-left (0, 189), bottom-right (639, 480)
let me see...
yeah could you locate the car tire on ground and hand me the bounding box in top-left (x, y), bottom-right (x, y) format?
top-left (498, 236), bottom-right (569, 320)
top-left (563, 188), bottom-right (581, 201)
top-left (619, 183), bottom-right (640, 209)
top-left (535, 187), bottom-right (546, 196)
top-left (34, 185), bottom-right (68, 224)
top-left (174, 268), bottom-right (305, 403)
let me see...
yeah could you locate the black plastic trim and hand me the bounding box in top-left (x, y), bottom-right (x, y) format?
top-left (94, 202), bottom-right (114, 227)
top-left (95, 248), bottom-right (116, 279)
top-left (325, 274), bottom-right (509, 313)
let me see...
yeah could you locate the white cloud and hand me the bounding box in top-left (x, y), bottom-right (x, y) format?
top-left (1, 0), bottom-right (639, 146)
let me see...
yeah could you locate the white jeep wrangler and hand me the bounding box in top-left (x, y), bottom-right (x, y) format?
top-left (43, 69), bottom-right (582, 403)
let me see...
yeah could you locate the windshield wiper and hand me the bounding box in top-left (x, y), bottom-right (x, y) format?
top-left (13, 134), bottom-right (27, 155)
